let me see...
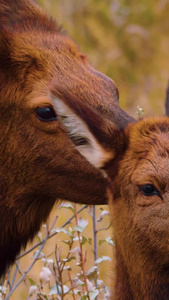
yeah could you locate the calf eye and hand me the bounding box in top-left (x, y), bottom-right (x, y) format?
top-left (36, 107), bottom-right (57, 122)
top-left (140, 184), bottom-right (162, 199)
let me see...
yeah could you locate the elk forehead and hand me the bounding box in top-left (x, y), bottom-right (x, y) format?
top-left (1, 29), bottom-right (119, 115)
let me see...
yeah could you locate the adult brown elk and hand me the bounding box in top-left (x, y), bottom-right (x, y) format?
top-left (0, 0), bottom-right (134, 276)
top-left (54, 86), bottom-right (169, 299)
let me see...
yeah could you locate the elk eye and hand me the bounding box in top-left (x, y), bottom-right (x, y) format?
top-left (36, 107), bottom-right (57, 122)
top-left (140, 184), bottom-right (161, 198)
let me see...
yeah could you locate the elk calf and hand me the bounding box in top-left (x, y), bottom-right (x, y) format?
top-left (0, 0), bottom-right (134, 276)
top-left (56, 92), bottom-right (169, 299)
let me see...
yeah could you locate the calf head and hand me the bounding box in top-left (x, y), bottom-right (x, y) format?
top-left (57, 92), bottom-right (169, 280)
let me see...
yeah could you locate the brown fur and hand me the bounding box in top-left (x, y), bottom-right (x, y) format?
top-left (108, 118), bottom-right (169, 299)
top-left (61, 94), bottom-right (169, 299)
top-left (0, 0), bottom-right (134, 276)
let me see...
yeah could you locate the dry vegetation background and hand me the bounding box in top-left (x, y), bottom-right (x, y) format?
top-left (2, 0), bottom-right (169, 299)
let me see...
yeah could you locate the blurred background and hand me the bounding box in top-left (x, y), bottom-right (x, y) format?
top-left (5, 1), bottom-right (169, 299)
top-left (38, 0), bottom-right (169, 117)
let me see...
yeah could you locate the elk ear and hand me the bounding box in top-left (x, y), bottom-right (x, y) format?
top-left (0, 0), bottom-right (58, 33)
top-left (52, 95), bottom-right (125, 169)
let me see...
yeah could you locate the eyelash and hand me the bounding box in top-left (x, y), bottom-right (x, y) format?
top-left (139, 184), bottom-right (162, 199)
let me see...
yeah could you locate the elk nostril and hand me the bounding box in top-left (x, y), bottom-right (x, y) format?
top-left (36, 107), bottom-right (57, 122)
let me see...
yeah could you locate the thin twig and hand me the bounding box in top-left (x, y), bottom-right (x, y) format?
top-left (67, 272), bottom-right (76, 300)
top-left (74, 204), bottom-right (91, 300)
top-left (5, 205), bottom-right (88, 299)
top-left (93, 205), bottom-right (97, 263)
top-left (17, 206), bottom-right (87, 260)
top-left (5, 216), bottom-right (59, 299)
top-left (55, 246), bottom-right (64, 299)
top-left (53, 259), bottom-right (60, 295)
top-left (10, 260), bottom-right (21, 289)
top-left (5, 233), bottom-right (49, 300)
top-left (93, 205), bottom-right (98, 296)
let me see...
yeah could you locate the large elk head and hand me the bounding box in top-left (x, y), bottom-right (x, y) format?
top-left (56, 85), bottom-right (169, 299)
top-left (0, 0), bottom-right (134, 276)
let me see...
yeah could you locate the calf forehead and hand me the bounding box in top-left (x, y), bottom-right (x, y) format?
top-left (147, 135), bottom-right (169, 182)
top-left (128, 117), bottom-right (169, 155)
top-left (126, 118), bottom-right (169, 184)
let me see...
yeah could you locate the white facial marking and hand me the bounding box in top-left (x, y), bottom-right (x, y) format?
top-left (51, 95), bottom-right (113, 168)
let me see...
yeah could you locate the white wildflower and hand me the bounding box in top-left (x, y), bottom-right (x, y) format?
top-left (40, 267), bottom-right (52, 284)
top-left (28, 285), bottom-right (38, 296)
top-left (86, 279), bottom-right (93, 292)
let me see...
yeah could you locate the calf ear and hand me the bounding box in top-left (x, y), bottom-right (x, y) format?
top-left (52, 94), bottom-right (125, 169)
